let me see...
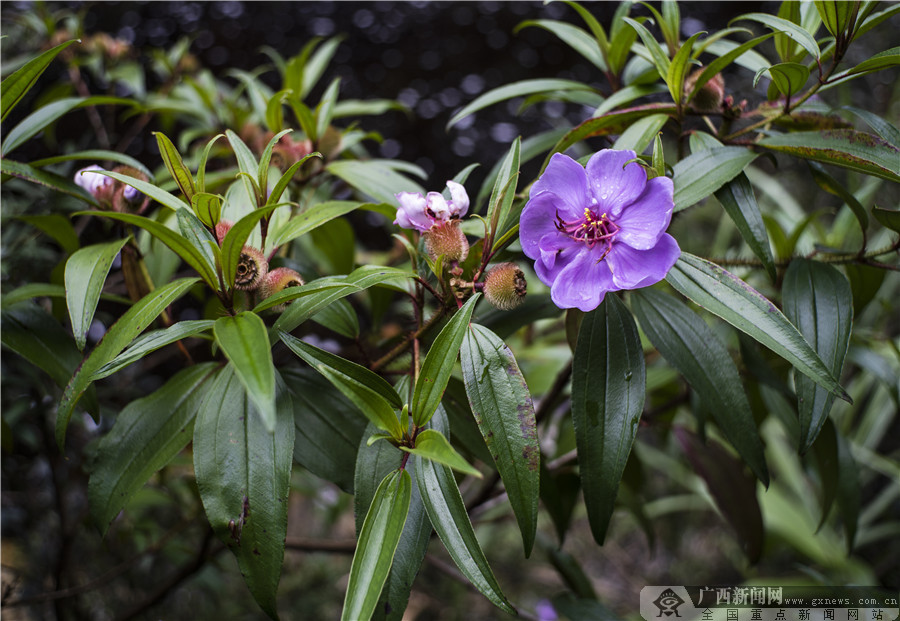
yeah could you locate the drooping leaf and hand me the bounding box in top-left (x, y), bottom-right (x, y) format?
top-left (731, 12), bottom-right (820, 59)
top-left (412, 293), bottom-right (481, 427)
top-left (214, 312), bottom-right (277, 432)
top-left (666, 253), bottom-right (849, 402)
top-left (94, 170), bottom-right (192, 212)
top-left (782, 260), bottom-right (853, 453)
top-left (460, 323), bottom-right (539, 556)
top-left (56, 277), bottom-right (199, 448)
top-left (92, 320), bottom-right (215, 380)
top-left (673, 147), bottom-right (758, 211)
top-left (89, 363), bottom-right (218, 534)
top-left (75, 210), bottom-right (218, 288)
top-left (633, 289), bottom-right (769, 485)
top-left (513, 21), bottom-right (606, 72)
top-left (872, 206), bottom-right (900, 232)
top-left (1, 158), bottom-right (99, 207)
top-left (64, 237), bottom-right (131, 350)
top-left (758, 62), bottom-right (810, 97)
top-left (416, 451), bottom-right (516, 615)
top-left (715, 173), bottom-right (776, 280)
top-left (674, 427), bottom-right (764, 562)
top-left (841, 106), bottom-right (900, 148)
top-left (1, 39), bottom-right (78, 122)
top-left (808, 161), bottom-right (869, 238)
top-left (341, 469), bottom-right (411, 621)
top-left (757, 130), bottom-right (900, 182)
top-left (193, 367), bottom-right (295, 620)
top-left (571, 294), bottom-right (646, 544)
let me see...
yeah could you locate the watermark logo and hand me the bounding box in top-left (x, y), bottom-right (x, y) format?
top-left (654, 588), bottom-right (687, 617)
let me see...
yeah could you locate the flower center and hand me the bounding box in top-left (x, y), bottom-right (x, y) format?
top-left (556, 207), bottom-right (619, 257)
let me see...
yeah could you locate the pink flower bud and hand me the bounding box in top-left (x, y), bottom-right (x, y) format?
top-left (234, 246), bottom-right (268, 291)
top-left (424, 220), bottom-right (469, 262)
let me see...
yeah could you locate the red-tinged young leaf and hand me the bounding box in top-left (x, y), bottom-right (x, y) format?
top-left (633, 289), bottom-right (769, 485)
top-left (783, 260), bottom-right (853, 454)
top-left (460, 322), bottom-right (539, 556)
top-left (571, 294), bottom-right (646, 545)
top-left (65, 237), bottom-right (131, 350)
top-left (412, 293), bottom-right (481, 427)
top-left (56, 277), bottom-right (200, 448)
top-left (674, 427), bottom-right (764, 563)
top-left (341, 468), bottom-right (411, 621)
top-left (89, 363), bottom-right (219, 534)
top-left (194, 367), bottom-right (295, 620)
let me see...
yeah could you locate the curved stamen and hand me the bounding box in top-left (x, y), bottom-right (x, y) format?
top-left (555, 207), bottom-right (619, 255)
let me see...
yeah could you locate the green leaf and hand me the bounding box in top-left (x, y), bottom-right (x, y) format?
top-left (196, 133), bottom-right (225, 194)
top-left (757, 130), bottom-right (900, 182)
top-left (401, 429), bottom-right (481, 478)
top-left (272, 200), bottom-right (364, 246)
top-left (686, 33), bottom-right (776, 105)
top-left (2, 95), bottom-right (136, 155)
top-left (214, 312), bottom-right (277, 432)
top-left (56, 277), bottom-right (199, 448)
top-left (77, 211), bottom-right (218, 288)
top-left (512, 21), bottom-right (606, 72)
top-left (486, 137), bottom-right (520, 239)
top-left (571, 294), bottom-right (646, 544)
top-left (415, 452), bottom-right (516, 615)
top-left (674, 427), bottom-right (764, 562)
top-left (226, 129), bottom-right (262, 205)
top-left (872, 206), bottom-right (900, 232)
top-left (666, 31), bottom-right (705, 104)
top-left (17, 214), bottom-right (80, 254)
top-left (623, 17), bottom-right (671, 80)
top-left (715, 173), bottom-right (776, 280)
top-left (315, 77), bottom-right (341, 139)
top-left (1, 39), bottom-right (79, 122)
top-left (732, 12), bottom-right (820, 59)
top-left (607, 2), bottom-right (639, 74)
top-left (283, 368), bottom-right (366, 493)
top-left (92, 320), bottom-right (215, 380)
top-left (412, 294), bottom-right (481, 427)
top-left (782, 260), bottom-right (853, 454)
top-left (327, 160), bottom-right (425, 205)
top-left (844, 46), bottom-right (900, 76)
top-left (266, 152), bottom-right (322, 208)
top-left (154, 131), bottom-right (196, 202)
top-left (815, 0), bottom-right (853, 37)
top-left (1, 303), bottom-right (99, 416)
top-left (1, 158), bottom-right (99, 207)
top-left (840, 106), bottom-right (900, 148)
top-left (342, 469), bottom-right (411, 621)
top-left (257, 128), bottom-right (293, 194)
top-left (808, 161), bottom-right (869, 236)
top-left (279, 332), bottom-right (403, 438)
top-left (666, 253), bottom-right (849, 402)
top-left (301, 36), bottom-right (344, 98)
top-left (193, 366), bottom-right (295, 620)
top-left (26, 149), bottom-right (153, 178)
top-left (460, 323), bottom-right (539, 556)
top-left (612, 113), bottom-right (668, 153)
top-left (221, 203), bottom-right (283, 290)
top-left (64, 237), bottom-right (131, 350)
top-left (192, 192), bottom-right (224, 228)
top-left (253, 277), bottom-right (357, 313)
top-left (673, 147), bottom-right (758, 211)
top-left (561, 0), bottom-right (610, 65)
top-left (176, 209), bottom-right (219, 284)
top-left (835, 427), bottom-right (861, 551)
top-left (633, 289), bottom-right (769, 485)
top-left (95, 170), bottom-right (192, 212)
top-left (310, 297), bottom-right (359, 339)
top-left (758, 62), bottom-right (810, 97)
top-left (88, 363), bottom-right (218, 534)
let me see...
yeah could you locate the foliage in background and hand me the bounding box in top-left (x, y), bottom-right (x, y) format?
top-left (2, 1), bottom-right (898, 619)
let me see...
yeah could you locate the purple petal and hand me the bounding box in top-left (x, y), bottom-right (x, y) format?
top-left (394, 192), bottom-right (433, 231)
top-left (529, 153), bottom-right (590, 220)
top-left (585, 149), bottom-right (647, 217)
top-left (520, 192), bottom-right (568, 259)
top-left (446, 180), bottom-right (469, 217)
top-left (614, 176), bottom-right (674, 250)
top-left (534, 233), bottom-right (575, 283)
top-left (425, 192), bottom-right (451, 220)
top-left (550, 247), bottom-right (616, 311)
top-left (607, 233), bottom-right (681, 289)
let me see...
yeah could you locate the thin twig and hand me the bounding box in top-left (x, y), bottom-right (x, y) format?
top-left (370, 305), bottom-right (449, 371)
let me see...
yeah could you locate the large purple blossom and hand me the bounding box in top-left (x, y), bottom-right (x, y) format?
top-left (520, 150), bottom-right (680, 311)
top-left (394, 180), bottom-right (469, 231)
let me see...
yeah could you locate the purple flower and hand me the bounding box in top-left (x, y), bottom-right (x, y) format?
top-left (520, 150), bottom-right (680, 311)
top-left (74, 165), bottom-right (113, 195)
top-left (394, 180), bottom-right (469, 231)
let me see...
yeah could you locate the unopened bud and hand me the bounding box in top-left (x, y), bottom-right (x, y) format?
top-left (215, 220), bottom-right (234, 245)
top-left (483, 263), bottom-right (526, 310)
top-left (424, 220), bottom-right (469, 262)
top-left (685, 69), bottom-right (725, 112)
top-left (234, 246), bottom-right (268, 290)
top-left (259, 267), bottom-right (305, 311)
top-left (110, 166), bottom-right (149, 213)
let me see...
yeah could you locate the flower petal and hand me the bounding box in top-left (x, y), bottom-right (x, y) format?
top-left (607, 233), bottom-right (681, 290)
top-left (446, 180), bottom-right (469, 217)
top-left (520, 192), bottom-right (568, 259)
top-left (425, 192), bottom-right (451, 220)
top-left (534, 233), bottom-right (575, 283)
top-left (614, 176), bottom-right (675, 250)
top-left (585, 149), bottom-right (647, 217)
top-left (529, 153), bottom-right (590, 220)
top-left (395, 192), bottom-right (433, 231)
top-left (550, 247), bottom-right (616, 311)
